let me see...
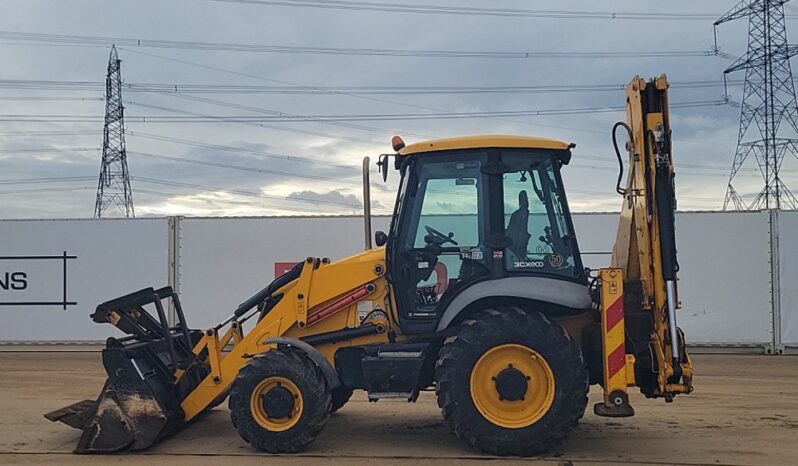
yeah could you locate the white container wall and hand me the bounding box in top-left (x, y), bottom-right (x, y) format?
top-left (0, 212), bottom-right (793, 350)
top-left (674, 212), bottom-right (773, 348)
top-left (0, 219), bottom-right (169, 342)
top-left (176, 216), bottom-right (389, 329)
top-left (570, 213), bottom-right (618, 270)
top-left (778, 211), bottom-right (798, 350)
top-left (573, 212), bottom-right (775, 348)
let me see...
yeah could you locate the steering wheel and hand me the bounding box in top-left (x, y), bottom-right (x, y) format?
top-left (424, 225), bottom-right (458, 246)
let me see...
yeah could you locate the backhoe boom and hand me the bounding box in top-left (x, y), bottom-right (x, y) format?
top-left (597, 75), bottom-right (693, 416)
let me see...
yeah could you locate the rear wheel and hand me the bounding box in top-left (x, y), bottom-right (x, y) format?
top-left (435, 307), bottom-right (588, 456)
top-left (229, 348), bottom-right (331, 453)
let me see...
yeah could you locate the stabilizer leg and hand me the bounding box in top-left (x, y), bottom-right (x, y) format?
top-left (594, 268), bottom-right (635, 418)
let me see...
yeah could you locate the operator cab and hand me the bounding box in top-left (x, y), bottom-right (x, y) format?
top-left (380, 136), bottom-right (586, 334)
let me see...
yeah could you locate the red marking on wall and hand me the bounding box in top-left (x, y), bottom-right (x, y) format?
top-left (274, 262), bottom-right (298, 279)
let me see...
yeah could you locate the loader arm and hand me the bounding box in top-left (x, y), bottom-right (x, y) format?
top-left (596, 75), bottom-right (693, 416)
top-left (47, 249), bottom-right (390, 453)
top-left (178, 252), bottom-right (389, 421)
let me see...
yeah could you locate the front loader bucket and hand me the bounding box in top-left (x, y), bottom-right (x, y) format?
top-left (46, 343), bottom-right (187, 452)
top-left (46, 286), bottom-right (209, 453)
top-left (46, 380), bottom-right (170, 452)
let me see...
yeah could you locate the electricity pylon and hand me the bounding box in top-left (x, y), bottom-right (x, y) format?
top-left (716, 0), bottom-right (798, 210)
top-left (94, 45), bottom-right (134, 218)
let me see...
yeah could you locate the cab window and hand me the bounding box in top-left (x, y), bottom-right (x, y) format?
top-left (502, 155), bottom-right (577, 277)
top-left (401, 157), bottom-right (488, 307)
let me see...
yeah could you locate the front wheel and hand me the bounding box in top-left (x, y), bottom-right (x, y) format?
top-left (435, 307), bottom-right (588, 456)
top-left (229, 348), bottom-right (332, 453)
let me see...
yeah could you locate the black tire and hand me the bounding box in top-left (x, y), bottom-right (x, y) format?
top-left (229, 348), bottom-right (332, 453)
top-left (208, 388), bottom-right (230, 410)
top-left (435, 306), bottom-right (588, 456)
top-left (330, 386), bottom-right (353, 413)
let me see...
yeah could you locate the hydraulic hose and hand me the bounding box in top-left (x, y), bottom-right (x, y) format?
top-left (612, 121), bottom-right (633, 196)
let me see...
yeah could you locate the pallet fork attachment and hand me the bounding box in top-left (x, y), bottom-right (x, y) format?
top-left (45, 286), bottom-right (203, 452)
top-left (45, 257), bottom-right (375, 453)
top-left (42, 268), bottom-right (289, 453)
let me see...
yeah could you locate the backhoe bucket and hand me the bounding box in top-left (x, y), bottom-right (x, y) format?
top-left (45, 287), bottom-right (207, 453)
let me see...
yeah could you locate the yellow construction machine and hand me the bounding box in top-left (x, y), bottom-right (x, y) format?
top-left (47, 74), bottom-right (692, 456)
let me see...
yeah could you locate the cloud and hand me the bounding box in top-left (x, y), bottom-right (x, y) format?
top-left (0, 0), bottom-right (792, 217)
top-left (287, 189), bottom-right (363, 210)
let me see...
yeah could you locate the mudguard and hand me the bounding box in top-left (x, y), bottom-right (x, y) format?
top-left (263, 336), bottom-right (342, 389)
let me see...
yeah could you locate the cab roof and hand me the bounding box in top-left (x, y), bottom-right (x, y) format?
top-left (398, 135), bottom-right (573, 156)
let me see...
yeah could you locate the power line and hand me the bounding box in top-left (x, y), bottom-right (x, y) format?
top-left (122, 99), bottom-right (383, 143)
top-left (128, 80), bottom-right (737, 95)
top-left (119, 47), bottom-right (459, 119)
top-left (0, 31), bottom-right (717, 60)
top-left (0, 96), bottom-right (103, 101)
top-left (572, 153), bottom-right (798, 176)
top-left (202, 0), bottom-right (758, 21)
top-left (0, 176), bottom-right (96, 185)
top-left (0, 186), bottom-right (94, 196)
top-left (0, 130), bottom-right (99, 136)
top-left (103, 47), bottom-right (401, 143)
top-left (0, 147), bottom-right (99, 153)
top-left (128, 89), bottom-right (434, 138)
top-left (0, 79), bottom-right (103, 90)
top-left (113, 47), bottom-right (732, 136)
top-left (0, 99), bottom-right (726, 123)
top-left (0, 78), bottom-right (745, 95)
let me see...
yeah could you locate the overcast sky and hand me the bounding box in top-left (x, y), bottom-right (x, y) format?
top-left (0, 0), bottom-right (794, 218)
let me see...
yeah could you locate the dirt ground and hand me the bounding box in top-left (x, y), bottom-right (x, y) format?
top-left (0, 353), bottom-right (796, 466)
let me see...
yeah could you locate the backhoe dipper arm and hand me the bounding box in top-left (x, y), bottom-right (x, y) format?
top-left (597, 75), bottom-right (692, 415)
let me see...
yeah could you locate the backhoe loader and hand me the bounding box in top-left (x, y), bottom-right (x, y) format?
top-left (47, 74), bottom-right (693, 456)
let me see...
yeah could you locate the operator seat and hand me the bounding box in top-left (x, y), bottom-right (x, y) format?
top-left (506, 190), bottom-right (531, 260)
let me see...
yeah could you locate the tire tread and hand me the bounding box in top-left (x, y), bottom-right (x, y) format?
top-left (435, 306), bottom-right (588, 456)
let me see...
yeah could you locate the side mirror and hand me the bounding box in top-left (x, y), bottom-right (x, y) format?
top-left (377, 154), bottom-right (389, 182)
top-left (375, 231), bottom-right (388, 247)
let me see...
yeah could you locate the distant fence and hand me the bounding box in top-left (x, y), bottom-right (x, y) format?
top-left (1, 211), bottom-right (796, 353)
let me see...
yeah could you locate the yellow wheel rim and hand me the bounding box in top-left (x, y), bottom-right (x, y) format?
top-left (250, 376), bottom-right (303, 432)
top-left (469, 343), bottom-right (555, 429)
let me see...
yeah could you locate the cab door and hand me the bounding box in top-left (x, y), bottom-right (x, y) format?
top-left (388, 152), bottom-right (490, 334)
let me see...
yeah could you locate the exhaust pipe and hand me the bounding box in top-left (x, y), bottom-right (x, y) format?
top-left (363, 156), bottom-right (372, 250)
